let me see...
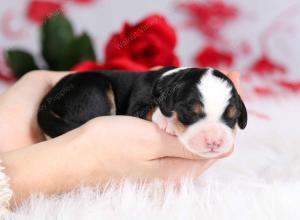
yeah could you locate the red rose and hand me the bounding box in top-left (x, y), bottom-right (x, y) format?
top-left (72, 61), bottom-right (105, 72)
top-left (72, 57), bottom-right (149, 72)
top-left (26, 0), bottom-right (64, 24)
top-left (105, 14), bottom-right (180, 70)
top-left (72, 14), bottom-right (180, 72)
top-left (195, 46), bottom-right (234, 68)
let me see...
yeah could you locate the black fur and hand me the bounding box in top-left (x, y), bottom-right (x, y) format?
top-left (38, 67), bottom-right (247, 138)
top-left (152, 68), bottom-right (207, 124)
top-left (38, 67), bottom-right (174, 137)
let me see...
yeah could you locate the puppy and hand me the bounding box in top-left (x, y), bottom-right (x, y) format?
top-left (38, 67), bottom-right (247, 158)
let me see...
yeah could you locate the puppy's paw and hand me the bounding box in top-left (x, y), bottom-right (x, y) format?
top-left (152, 108), bottom-right (177, 136)
top-left (152, 108), bottom-right (168, 130)
top-left (165, 122), bottom-right (177, 136)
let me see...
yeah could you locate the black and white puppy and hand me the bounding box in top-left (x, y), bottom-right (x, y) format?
top-left (38, 67), bottom-right (247, 158)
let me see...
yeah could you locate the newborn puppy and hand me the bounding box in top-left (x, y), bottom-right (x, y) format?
top-left (150, 67), bottom-right (247, 158)
top-left (38, 67), bottom-right (247, 158)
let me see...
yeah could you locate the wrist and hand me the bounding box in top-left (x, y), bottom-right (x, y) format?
top-left (0, 128), bottom-right (99, 206)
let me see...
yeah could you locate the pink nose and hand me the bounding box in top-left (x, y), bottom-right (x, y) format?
top-left (205, 138), bottom-right (223, 150)
top-left (187, 124), bottom-right (225, 152)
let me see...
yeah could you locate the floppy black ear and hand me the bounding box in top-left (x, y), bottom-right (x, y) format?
top-left (152, 71), bottom-right (183, 117)
top-left (152, 79), bottom-right (177, 117)
top-left (238, 96), bottom-right (247, 129)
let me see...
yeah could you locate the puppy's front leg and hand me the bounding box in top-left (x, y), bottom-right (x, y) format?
top-left (152, 108), bottom-right (177, 136)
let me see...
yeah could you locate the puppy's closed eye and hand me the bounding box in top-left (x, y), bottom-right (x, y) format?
top-left (175, 101), bottom-right (205, 126)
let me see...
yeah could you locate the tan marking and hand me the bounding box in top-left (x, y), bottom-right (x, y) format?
top-left (192, 103), bottom-right (202, 114)
top-left (106, 86), bottom-right (116, 115)
top-left (146, 106), bottom-right (157, 121)
top-left (172, 112), bottom-right (187, 135)
top-left (227, 105), bottom-right (237, 118)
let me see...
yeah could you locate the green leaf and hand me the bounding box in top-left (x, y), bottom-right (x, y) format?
top-left (6, 49), bottom-right (39, 78)
top-left (65, 32), bottom-right (97, 69)
top-left (41, 13), bottom-right (75, 70)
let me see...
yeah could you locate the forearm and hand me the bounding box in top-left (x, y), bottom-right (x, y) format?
top-left (0, 128), bottom-right (97, 207)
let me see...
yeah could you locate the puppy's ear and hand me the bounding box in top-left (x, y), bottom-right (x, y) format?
top-left (238, 96), bottom-right (247, 129)
top-left (152, 71), bottom-right (183, 117)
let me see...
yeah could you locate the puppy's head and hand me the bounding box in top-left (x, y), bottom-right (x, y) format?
top-left (152, 67), bottom-right (247, 158)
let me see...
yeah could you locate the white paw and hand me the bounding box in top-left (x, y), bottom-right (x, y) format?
top-left (152, 108), bottom-right (167, 130)
top-left (152, 108), bottom-right (176, 136)
top-left (165, 122), bottom-right (177, 136)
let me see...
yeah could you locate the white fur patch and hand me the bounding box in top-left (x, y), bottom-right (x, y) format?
top-left (152, 108), bottom-right (177, 135)
top-left (197, 69), bottom-right (232, 121)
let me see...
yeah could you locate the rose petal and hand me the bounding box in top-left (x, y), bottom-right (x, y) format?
top-left (195, 46), bottom-right (234, 68)
top-left (254, 86), bottom-right (275, 96)
top-left (26, 0), bottom-right (64, 24)
top-left (105, 13), bottom-right (179, 68)
top-left (105, 57), bottom-right (148, 71)
top-left (178, 1), bottom-right (239, 40)
top-left (72, 61), bottom-right (105, 72)
top-left (72, 0), bottom-right (95, 4)
top-left (277, 79), bottom-right (300, 92)
top-left (250, 55), bottom-right (286, 75)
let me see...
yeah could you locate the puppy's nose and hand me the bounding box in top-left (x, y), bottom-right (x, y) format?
top-left (205, 138), bottom-right (223, 150)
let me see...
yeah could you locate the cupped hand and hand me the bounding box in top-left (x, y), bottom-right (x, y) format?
top-left (0, 71), bottom-right (71, 152)
top-left (0, 68), bottom-right (243, 206)
top-left (3, 115), bottom-right (214, 205)
top-left (73, 116), bottom-right (214, 183)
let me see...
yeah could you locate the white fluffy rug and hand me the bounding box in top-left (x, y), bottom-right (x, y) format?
top-left (4, 95), bottom-right (300, 220)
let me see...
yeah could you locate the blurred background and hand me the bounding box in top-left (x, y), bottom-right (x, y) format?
top-left (0, 0), bottom-right (300, 111)
top-left (0, 0), bottom-right (300, 98)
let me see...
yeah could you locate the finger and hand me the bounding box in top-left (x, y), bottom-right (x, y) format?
top-left (40, 71), bottom-right (74, 86)
top-left (102, 116), bottom-right (205, 161)
top-left (148, 127), bottom-right (206, 160)
top-left (17, 71), bottom-right (73, 101)
top-left (149, 157), bottom-right (216, 180)
top-left (227, 71), bottom-right (242, 94)
top-left (150, 126), bottom-right (235, 160)
top-left (150, 66), bottom-right (163, 70)
top-left (219, 68), bottom-right (230, 75)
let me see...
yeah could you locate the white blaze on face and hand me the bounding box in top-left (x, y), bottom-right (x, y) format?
top-left (199, 68), bottom-right (232, 120)
top-left (179, 68), bottom-right (235, 158)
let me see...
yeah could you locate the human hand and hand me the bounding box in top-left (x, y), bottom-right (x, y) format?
top-left (75, 116), bottom-right (216, 183)
top-left (0, 71), bottom-right (71, 152)
top-left (2, 116), bottom-right (213, 205)
top-left (1, 69), bottom-right (242, 206)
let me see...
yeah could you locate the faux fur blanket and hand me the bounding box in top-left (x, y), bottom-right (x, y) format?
top-left (4, 96), bottom-right (300, 220)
